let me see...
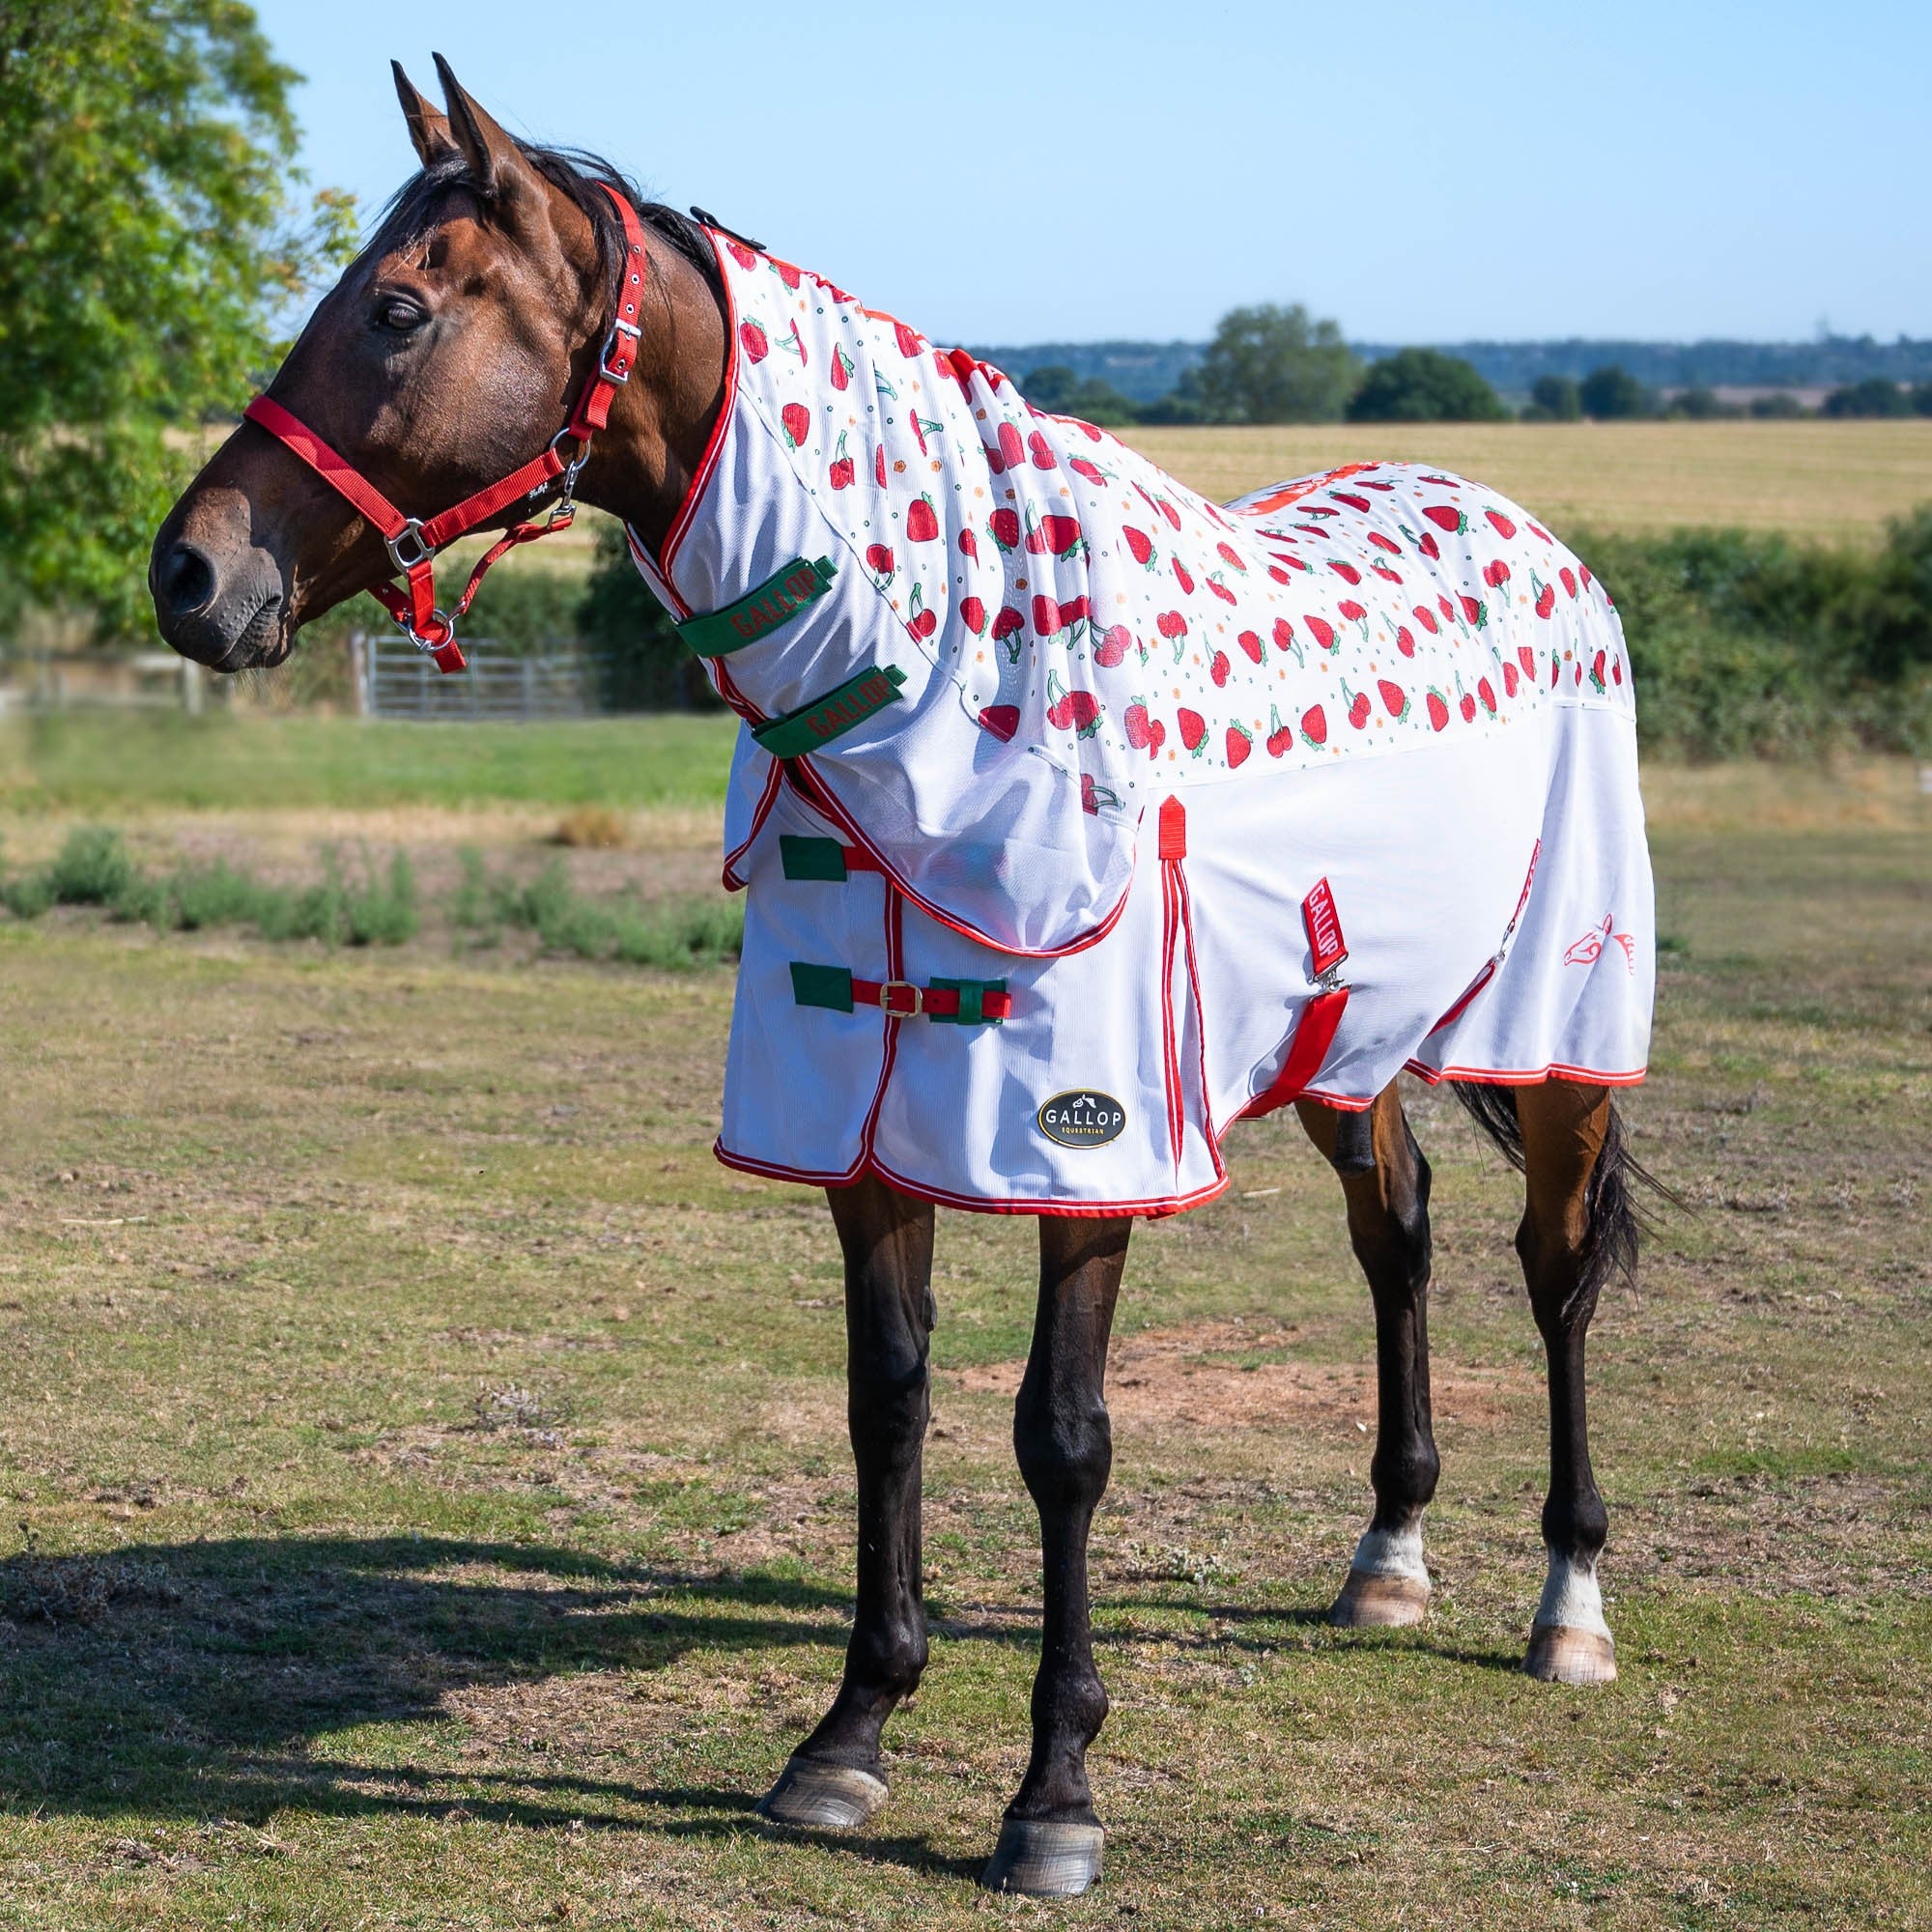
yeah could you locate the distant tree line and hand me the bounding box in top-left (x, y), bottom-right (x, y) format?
top-left (1015, 306), bottom-right (1932, 428)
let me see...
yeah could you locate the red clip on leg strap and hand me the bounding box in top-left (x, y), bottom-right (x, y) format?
top-left (1241, 877), bottom-right (1352, 1120)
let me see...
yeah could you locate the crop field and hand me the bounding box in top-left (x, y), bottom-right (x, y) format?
top-left (0, 729), bottom-right (1927, 1929)
top-left (1122, 420), bottom-right (1932, 546)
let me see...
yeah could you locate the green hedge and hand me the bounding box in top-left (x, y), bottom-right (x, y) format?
top-left (1580, 509), bottom-right (1932, 756)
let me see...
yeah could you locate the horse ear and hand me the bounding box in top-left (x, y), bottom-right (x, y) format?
top-left (431, 53), bottom-right (535, 209)
top-left (391, 61), bottom-right (455, 167)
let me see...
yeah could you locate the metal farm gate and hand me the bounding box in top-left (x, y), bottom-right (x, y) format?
top-left (354, 634), bottom-right (607, 721)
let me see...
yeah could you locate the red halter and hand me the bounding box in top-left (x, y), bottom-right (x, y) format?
top-left (243, 183), bottom-right (648, 673)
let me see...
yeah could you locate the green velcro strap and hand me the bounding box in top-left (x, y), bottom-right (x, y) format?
top-left (930, 977), bottom-right (1008, 1026)
top-left (753, 664), bottom-right (906, 760)
top-left (780, 836), bottom-right (849, 882)
top-left (677, 556), bottom-right (836, 657)
top-left (789, 963), bottom-right (855, 1012)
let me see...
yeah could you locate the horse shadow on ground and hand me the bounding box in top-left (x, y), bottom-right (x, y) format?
top-left (0, 1533), bottom-right (1513, 1871)
top-left (0, 1535), bottom-right (903, 1848)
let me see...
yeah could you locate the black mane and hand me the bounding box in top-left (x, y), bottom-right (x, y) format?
top-left (366, 140), bottom-right (724, 310)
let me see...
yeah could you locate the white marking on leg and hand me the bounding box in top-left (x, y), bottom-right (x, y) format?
top-left (1350, 1522), bottom-right (1429, 1586)
top-left (1534, 1545), bottom-right (1610, 1636)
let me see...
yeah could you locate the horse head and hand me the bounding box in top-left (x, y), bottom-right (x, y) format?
top-left (149, 57), bottom-right (724, 670)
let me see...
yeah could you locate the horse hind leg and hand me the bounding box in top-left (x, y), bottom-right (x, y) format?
top-left (1296, 1085), bottom-right (1439, 1629)
top-left (1501, 1078), bottom-right (1639, 1686)
top-left (759, 1177), bottom-right (935, 1831)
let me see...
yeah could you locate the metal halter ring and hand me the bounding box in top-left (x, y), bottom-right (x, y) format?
top-left (544, 428), bottom-right (592, 504)
top-left (399, 609), bottom-right (455, 654)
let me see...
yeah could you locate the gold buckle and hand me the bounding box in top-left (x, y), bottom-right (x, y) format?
top-left (875, 980), bottom-right (921, 1016)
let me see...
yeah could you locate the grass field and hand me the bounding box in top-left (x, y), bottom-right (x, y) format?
top-left (1122, 420), bottom-right (1932, 546)
top-left (0, 732), bottom-right (1927, 1929)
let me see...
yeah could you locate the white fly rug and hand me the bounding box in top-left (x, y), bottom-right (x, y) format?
top-left (625, 235), bottom-right (1655, 1215)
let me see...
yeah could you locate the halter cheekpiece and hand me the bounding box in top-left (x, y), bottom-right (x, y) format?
top-left (244, 183), bottom-right (647, 672)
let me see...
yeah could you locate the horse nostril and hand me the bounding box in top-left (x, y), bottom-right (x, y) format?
top-left (161, 541), bottom-right (217, 619)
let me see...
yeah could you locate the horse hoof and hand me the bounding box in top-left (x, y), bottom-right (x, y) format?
top-left (981, 1818), bottom-right (1105, 1896)
top-left (1524, 1622), bottom-right (1617, 1685)
top-left (756, 1757), bottom-right (889, 1831)
top-left (1328, 1566), bottom-right (1431, 1628)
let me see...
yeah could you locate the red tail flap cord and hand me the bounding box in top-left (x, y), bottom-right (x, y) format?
top-left (242, 184), bottom-right (648, 672)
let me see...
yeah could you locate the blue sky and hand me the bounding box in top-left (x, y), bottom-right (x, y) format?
top-left (256, 1), bottom-right (1928, 347)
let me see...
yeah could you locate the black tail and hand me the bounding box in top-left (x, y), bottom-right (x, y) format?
top-left (1450, 1084), bottom-right (1670, 1309)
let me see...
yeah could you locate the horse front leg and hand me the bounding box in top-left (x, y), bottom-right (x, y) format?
top-left (759, 1176), bottom-right (935, 1830)
top-left (1297, 1086), bottom-right (1439, 1627)
top-left (981, 1214), bottom-right (1131, 1897)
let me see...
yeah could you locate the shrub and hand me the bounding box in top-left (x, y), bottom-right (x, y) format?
top-left (1579, 365), bottom-right (1651, 420)
top-left (1821, 379), bottom-right (1913, 419)
top-left (1665, 387), bottom-right (1740, 420)
top-left (1529, 375), bottom-right (1582, 421)
top-left (577, 520), bottom-right (719, 710)
top-left (44, 827), bottom-right (136, 905)
top-left (1346, 349), bottom-right (1508, 424)
top-left (1581, 518), bottom-right (1932, 756)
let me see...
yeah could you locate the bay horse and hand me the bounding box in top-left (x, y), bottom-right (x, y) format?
top-left (150, 59), bottom-right (1653, 1896)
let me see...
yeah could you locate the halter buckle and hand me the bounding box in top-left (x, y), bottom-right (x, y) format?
top-left (386, 519), bottom-right (434, 574)
top-left (598, 317), bottom-right (641, 384)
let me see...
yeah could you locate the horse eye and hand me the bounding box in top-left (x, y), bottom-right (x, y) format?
top-left (375, 298), bottom-right (425, 333)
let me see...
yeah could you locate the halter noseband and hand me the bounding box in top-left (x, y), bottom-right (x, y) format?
top-left (243, 183), bottom-right (648, 673)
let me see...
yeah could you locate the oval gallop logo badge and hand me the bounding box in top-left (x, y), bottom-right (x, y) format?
top-left (1037, 1091), bottom-right (1127, 1150)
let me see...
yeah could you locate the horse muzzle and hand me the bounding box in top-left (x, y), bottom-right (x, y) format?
top-left (149, 515), bottom-right (293, 671)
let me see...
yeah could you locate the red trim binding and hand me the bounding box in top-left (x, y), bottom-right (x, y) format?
top-left (714, 1140), bottom-right (1233, 1220)
top-left (721, 752), bottom-right (783, 891)
top-left (1406, 1059), bottom-right (1648, 1089)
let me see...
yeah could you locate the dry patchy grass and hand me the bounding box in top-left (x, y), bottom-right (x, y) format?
top-left (0, 766), bottom-right (1926, 1928)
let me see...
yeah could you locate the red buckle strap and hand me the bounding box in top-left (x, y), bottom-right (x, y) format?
top-left (242, 185), bottom-right (648, 671)
top-left (850, 978), bottom-right (1013, 1021)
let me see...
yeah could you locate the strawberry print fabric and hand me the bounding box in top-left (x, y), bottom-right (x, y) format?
top-left (628, 231), bottom-right (1654, 1213)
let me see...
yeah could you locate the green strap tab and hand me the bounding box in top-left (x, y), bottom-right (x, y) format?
top-left (753, 664), bottom-right (906, 760)
top-left (930, 977), bottom-right (1009, 1027)
top-left (780, 836), bottom-right (849, 882)
top-left (677, 556), bottom-right (837, 657)
top-left (789, 963), bottom-right (854, 1012)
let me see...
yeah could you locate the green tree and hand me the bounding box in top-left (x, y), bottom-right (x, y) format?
top-left (1346, 348), bottom-right (1506, 424)
top-left (0, 1), bottom-right (354, 639)
top-left (1524, 374), bottom-right (1582, 422)
top-left (1749, 392), bottom-right (1809, 419)
top-left (1821, 378), bottom-right (1913, 418)
top-left (1194, 304), bottom-right (1358, 424)
top-left (1578, 364), bottom-right (1652, 420)
top-left (1017, 364), bottom-right (1140, 428)
top-left (1665, 386), bottom-right (1740, 420)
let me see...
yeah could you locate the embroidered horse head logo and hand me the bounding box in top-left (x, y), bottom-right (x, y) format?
top-left (1564, 913), bottom-right (1636, 973)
